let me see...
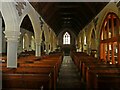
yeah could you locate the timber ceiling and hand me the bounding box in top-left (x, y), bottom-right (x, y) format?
top-left (23, 2), bottom-right (108, 35)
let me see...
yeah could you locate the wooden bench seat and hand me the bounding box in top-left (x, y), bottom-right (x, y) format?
top-left (2, 67), bottom-right (53, 90)
top-left (70, 51), bottom-right (120, 90)
top-left (87, 70), bottom-right (120, 90)
top-left (82, 63), bottom-right (120, 82)
top-left (1, 68), bottom-right (15, 73)
top-left (17, 67), bottom-right (55, 89)
top-left (80, 59), bottom-right (98, 77)
top-left (19, 63), bottom-right (57, 89)
top-left (2, 73), bottom-right (51, 90)
top-left (2, 53), bottom-right (63, 90)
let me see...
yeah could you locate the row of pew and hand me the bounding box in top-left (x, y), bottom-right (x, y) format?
top-left (70, 51), bottom-right (120, 90)
top-left (1, 52), bottom-right (63, 90)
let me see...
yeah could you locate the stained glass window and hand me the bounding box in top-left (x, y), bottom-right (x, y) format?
top-left (63, 32), bottom-right (70, 44)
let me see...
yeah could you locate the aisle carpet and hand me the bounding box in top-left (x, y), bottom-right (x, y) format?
top-left (56, 56), bottom-right (86, 90)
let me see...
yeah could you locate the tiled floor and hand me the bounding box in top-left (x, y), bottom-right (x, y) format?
top-left (57, 56), bottom-right (86, 90)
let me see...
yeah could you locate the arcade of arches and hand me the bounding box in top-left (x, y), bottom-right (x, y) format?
top-left (1, 1), bottom-right (120, 90)
top-left (1, 2), bottom-right (120, 67)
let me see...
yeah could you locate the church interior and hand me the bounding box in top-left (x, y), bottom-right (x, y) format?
top-left (1, 1), bottom-right (120, 90)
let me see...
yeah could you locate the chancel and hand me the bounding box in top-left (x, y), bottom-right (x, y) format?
top-left (1, 1), bottom-right (120, 90)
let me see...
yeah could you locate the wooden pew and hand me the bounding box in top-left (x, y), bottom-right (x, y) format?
top-left (18, 55), bottom-right (62, 90)
top-left (79, 57), bottom-right (98, 78)
top-left (70, 51), bottom-right (120, 90)
top-left (19, 63), bottom-right (57, 89)
top-left (2, 67), bottom-right (53, 90)
top-left (2, 73), bottom-right (51, 90)
top-left (80, 58), bottom-right (120, 82)
top-left (2, 53), bottom-right (63, 90)
top-left (86, 70), bottom-right (120, 90)
top-left (84, 64), bottom-right (120, 81)
top-left (70, 51), bottom-right (94, 72)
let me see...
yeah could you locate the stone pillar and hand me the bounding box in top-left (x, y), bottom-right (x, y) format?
top-left (0, 17), bottom-right (2, 54)
top-left (45, 42), bottom-right (49, 54)
top-left (35, 42), bottom-right (41, 57)
top-left (0, 13), bottom-right (2, 90)
top-left (4, 30), bottom-right (20, 68)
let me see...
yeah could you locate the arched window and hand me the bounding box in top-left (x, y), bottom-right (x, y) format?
top-left (100, 13), bottom-right (120, 64)
top-left (23, 37), bottom-right (25, 49)
top-left (31, 36), bottom-right (35, 50)
top-left (23, 33), bottom-right (29, 51)
top-left (84, 36), bottom-right (87, 45)
top-left (63, 32), bottom-right (70, 44)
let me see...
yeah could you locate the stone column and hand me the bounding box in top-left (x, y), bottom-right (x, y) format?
top-left (0, 18), bottom-right (1, 50)
top-left (45, 42), bottom-right (49, 54)
top-left (0, 13), bottom-right (2, 90)
top-left (35, 42), bottom-right (41, 57)
top-left (4, 30), bottom-right (20, 68)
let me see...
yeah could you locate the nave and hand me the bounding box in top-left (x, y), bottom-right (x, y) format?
top-left (1, 51), bottom-right (120, 90)
top-left (2, 52), bottom-right (63, 90)
top-left (1, 1), bottom-right (120, 90)
top-left (57, 56), bottom-right (85, 90)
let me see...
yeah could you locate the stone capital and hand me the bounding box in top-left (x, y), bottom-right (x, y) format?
top-left (35, 38), bottom-right (42, 44)
top-left (4, 30), bottom-right (21, 42)
top-left (35, 42), bottom-right (41, 46)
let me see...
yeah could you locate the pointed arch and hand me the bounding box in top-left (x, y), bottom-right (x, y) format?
top-left (1, 2), bottom-right (20, 31)
top-left (1, 13), bottom-right (7, 54)
top-left (20, 15), bottom-right (34, 33)
top-left (63, 31), bottom-right (71, 45)
top-left (91, 29), bottom-right (96, 50)
top-left (20, 12), bottom-right (41, 46)
top-left (20, 14), bottom-right (34, 52)
top-left (100, 12), bottom-right (120, 64)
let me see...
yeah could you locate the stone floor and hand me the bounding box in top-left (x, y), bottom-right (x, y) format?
top-left (56, 56), bottom-right (86, 90)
